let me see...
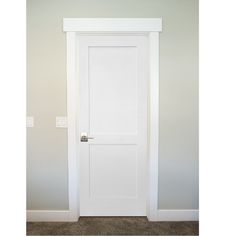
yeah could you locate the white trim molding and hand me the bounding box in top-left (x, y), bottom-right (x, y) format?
top-left (27, 210), bottom-right (74, 222)
top-left (156, 210), bottom-right (199, 221)
top-left (64, 18), bottom-right (162, 222)
top-left (66, 31), bottom-right (79, 221)
top-left (27, 18), bottom-right (162, 223)
top-left (147, 31), bottom-right (160, 221)
top-left (63, 18), bottom-right (162, 32)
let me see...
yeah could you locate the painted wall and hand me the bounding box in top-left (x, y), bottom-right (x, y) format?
top-left (27, 0), bottom-right (198, 210)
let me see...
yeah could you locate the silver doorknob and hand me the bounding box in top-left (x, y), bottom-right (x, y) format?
top-left (80, 132), bottom-right (94, 142)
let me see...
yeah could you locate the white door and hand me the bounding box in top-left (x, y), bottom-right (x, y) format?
top-left (78, 35), bottom-right (148, 216)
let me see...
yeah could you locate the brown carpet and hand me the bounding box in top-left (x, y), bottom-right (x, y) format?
top-left (27, 217), bottom-right (199, 235)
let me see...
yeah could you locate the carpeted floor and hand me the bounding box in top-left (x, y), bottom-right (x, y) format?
top-left (27, 217), bottom-right (199, 235)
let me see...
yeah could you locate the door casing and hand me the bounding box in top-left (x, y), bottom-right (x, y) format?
top-left (63, 18), bottom-right (162, 221)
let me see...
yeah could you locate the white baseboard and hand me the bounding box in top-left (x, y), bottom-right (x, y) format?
top-left (156, 209), bottom-right (199, 221)
top-left (27, 210), bottom-right (78, 222)
top-left (27, 209), bottom-right (199, 222)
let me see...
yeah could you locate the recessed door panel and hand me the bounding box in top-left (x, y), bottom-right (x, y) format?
top-left (89, 145), bottom-right (137, 198)
top-left (89, 46), bottom-right (138, 134)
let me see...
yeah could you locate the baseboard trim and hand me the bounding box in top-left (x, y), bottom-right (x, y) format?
top-left (27, 209), bottom-right (199, 222)
top-left (27, 210), bottom-right (78, 222)
top-left (156, 209), bottom-right (199, 221)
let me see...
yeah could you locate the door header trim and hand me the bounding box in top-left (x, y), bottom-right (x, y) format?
top-left (63, 18), bottom-right (162, 32)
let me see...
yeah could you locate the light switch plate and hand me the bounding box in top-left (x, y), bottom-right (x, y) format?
top-left (56, 116), bottom-right (68, 128)
top-left (27, 116), bottom-right (34, 127)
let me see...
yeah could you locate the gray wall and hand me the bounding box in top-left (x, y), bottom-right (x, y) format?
top-left (27, 0), bottom-right (198, 210)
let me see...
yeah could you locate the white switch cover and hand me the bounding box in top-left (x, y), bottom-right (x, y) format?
top-left (27, 116), bottom-right (34, 127)
top-left (56, 116), bottom-right (68, 128)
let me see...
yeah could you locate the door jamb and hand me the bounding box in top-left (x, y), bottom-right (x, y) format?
top-left (63, 18), bottom-right (162, 221)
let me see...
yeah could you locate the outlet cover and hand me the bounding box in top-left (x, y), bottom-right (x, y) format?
top-left (56, 116), bottom-right (68, 128)
top-left (27, 116), bottom-right (34, 128)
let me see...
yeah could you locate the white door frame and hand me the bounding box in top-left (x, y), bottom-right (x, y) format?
top-left (63, 18), bottom-right (162, 221)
